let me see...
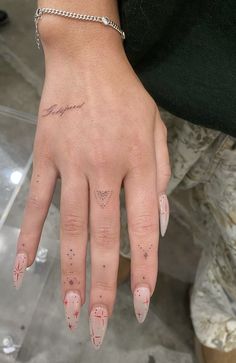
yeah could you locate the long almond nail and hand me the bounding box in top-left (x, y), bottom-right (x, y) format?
top-left (89, 306), bottom-right (108, 350)
top-left (134, 286), bottom-right (150, 323)
top-left (64, 291), bottom-right (81, 331)
top-left (159, 193), bottom-right (170, 237)
top-left (13, 252), bottom-right (28, 289)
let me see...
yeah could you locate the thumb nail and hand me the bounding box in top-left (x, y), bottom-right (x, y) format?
top-left (159, 193), bottom-right (170, 237)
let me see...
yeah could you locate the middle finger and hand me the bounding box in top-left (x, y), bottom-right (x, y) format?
top-left (89, 175), bottom-right (121, 349)
top-left (60, 172), bottom-right (88, 331)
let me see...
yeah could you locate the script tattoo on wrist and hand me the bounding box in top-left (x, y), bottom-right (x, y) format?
top-left (42, 102), bottom-right (85, 118)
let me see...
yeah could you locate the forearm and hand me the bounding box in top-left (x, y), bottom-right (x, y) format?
top-left (37, 0), bottom-right (125, 58)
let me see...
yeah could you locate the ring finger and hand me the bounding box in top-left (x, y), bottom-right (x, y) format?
top-left (124, 159), bottom-right (159, 323)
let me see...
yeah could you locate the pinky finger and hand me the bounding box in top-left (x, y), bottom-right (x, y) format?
top-left (13, 159), bottom-right (58, 289)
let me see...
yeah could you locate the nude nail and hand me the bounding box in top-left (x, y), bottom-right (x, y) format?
top-left (133, 286), bottom-right (150, 323)
top-left (159, 193), bottom-right (170, 237)
top-left (89, 306), bottom-right (108, 350)
top-left (13, 252), bottom-right (28, 290)
top-left (64, 291), bottom-right (81, 331)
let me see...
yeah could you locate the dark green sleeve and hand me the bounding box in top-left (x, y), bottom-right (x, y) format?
top-left (118, 0), bottom-right (236, 137)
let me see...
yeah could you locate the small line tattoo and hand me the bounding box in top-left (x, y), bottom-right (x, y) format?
top-left (94, 190), bottom-right (113, 209)
top-left (42, 102), bottom-right (85, 118)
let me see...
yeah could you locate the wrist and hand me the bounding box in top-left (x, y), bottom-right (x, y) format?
top-left (38, 14), bottom-right (126, 61)
top-left (37, 0), bottom-right (125, 59)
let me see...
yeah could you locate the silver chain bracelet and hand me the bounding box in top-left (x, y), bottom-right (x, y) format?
top-left (34, 7), bottom-right (126, 49)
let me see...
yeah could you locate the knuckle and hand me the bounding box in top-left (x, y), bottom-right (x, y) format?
top-left (94, 225), bottom-right (118, 249)
top-left (134, 258), bottom-right (158, 279)
top-left (94, 280), bottom-right (115, 293)
top-left (165, 167), bottom-right (172, 181)
top-left (131, 134), bottom-right (146, 154)
top-left (33, 142), bottom-right (53, 166)
top-left (160, 164), bottom-right (171, 182)
top-left (62, 214), bottom-right (86, 236)
top-left (135, 262), bottom-right (157, 276)
top-left (87, 142), bottom-right (111, 170)
top-left (129, 138), bottom-right (151, 167)
top-left (26, 193), bottom-right (47, 212)
top-left (156, 119), bottom-right (168, 141)
top-left (130, 214), bottom-right (158, 236)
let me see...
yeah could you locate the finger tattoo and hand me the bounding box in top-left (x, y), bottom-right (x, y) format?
top-left (66, 248), bottom-right (76, 260)
top-left (138, 243), bottom-right (153, 260)
top-left (94, 190), bottom-right (113, 209)
top-left (63, 273), bottom-right (80, 287)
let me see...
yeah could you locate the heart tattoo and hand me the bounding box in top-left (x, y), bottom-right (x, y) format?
top-left (94, 190), bottom-right (113, 209)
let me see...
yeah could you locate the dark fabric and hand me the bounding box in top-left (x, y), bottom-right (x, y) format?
top-left (118, 0), bottom-right (236, 136)
top-left (0, 10), bottom-right (8, 24)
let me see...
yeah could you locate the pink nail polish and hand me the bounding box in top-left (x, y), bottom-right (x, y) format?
top-left (133, 286), bottom-right (150, 323)
top-left (64, 291), bottom-right (81, 331)
top-left (89, 306), bottom-right (108, 350)
top-left (13, 252), bottom-right (28, 290)
top-left (159, 193), bottom-right (170, 237)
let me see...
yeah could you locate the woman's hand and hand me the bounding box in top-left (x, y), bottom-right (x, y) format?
top-left (13, 9), bottom-right (170, 349)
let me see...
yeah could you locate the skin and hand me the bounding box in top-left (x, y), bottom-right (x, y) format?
top-left (15, 0), bottom-right (171, 322)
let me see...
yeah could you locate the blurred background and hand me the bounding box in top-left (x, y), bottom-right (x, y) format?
top-left (0, 1), bottom-right (201, 362)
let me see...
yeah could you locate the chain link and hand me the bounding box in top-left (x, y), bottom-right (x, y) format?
top-left (34, 7), bottom-right (126, 49)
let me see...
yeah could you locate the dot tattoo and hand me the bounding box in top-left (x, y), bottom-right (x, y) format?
top-left (41, 102), bottom-right (85, 118)
top-left (138, 243), bottom-right (153, 260)
top-left (94, 190), bottom-right (113, 209)
top-left (66, 249), bottom-right (76, 260)
top-left (64, 273), bottom-right (80, 287)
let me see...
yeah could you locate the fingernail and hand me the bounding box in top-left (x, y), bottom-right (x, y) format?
top-left (89, 305), bottom-right (108, 350)
top-left (159, 193), bottom-right (170, 237)
top-left (64, 291), bottom-right (81, 331)
top-left (133, 286), bottom-right (150, 323)
top-left (13, 252), bottom-right (28, 290)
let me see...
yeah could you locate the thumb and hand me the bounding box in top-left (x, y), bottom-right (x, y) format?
top-left (154, 112), bottom-right (171, 237)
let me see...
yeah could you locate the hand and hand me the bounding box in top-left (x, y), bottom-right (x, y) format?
top-left (12, 10), bottom-right (170, 349)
